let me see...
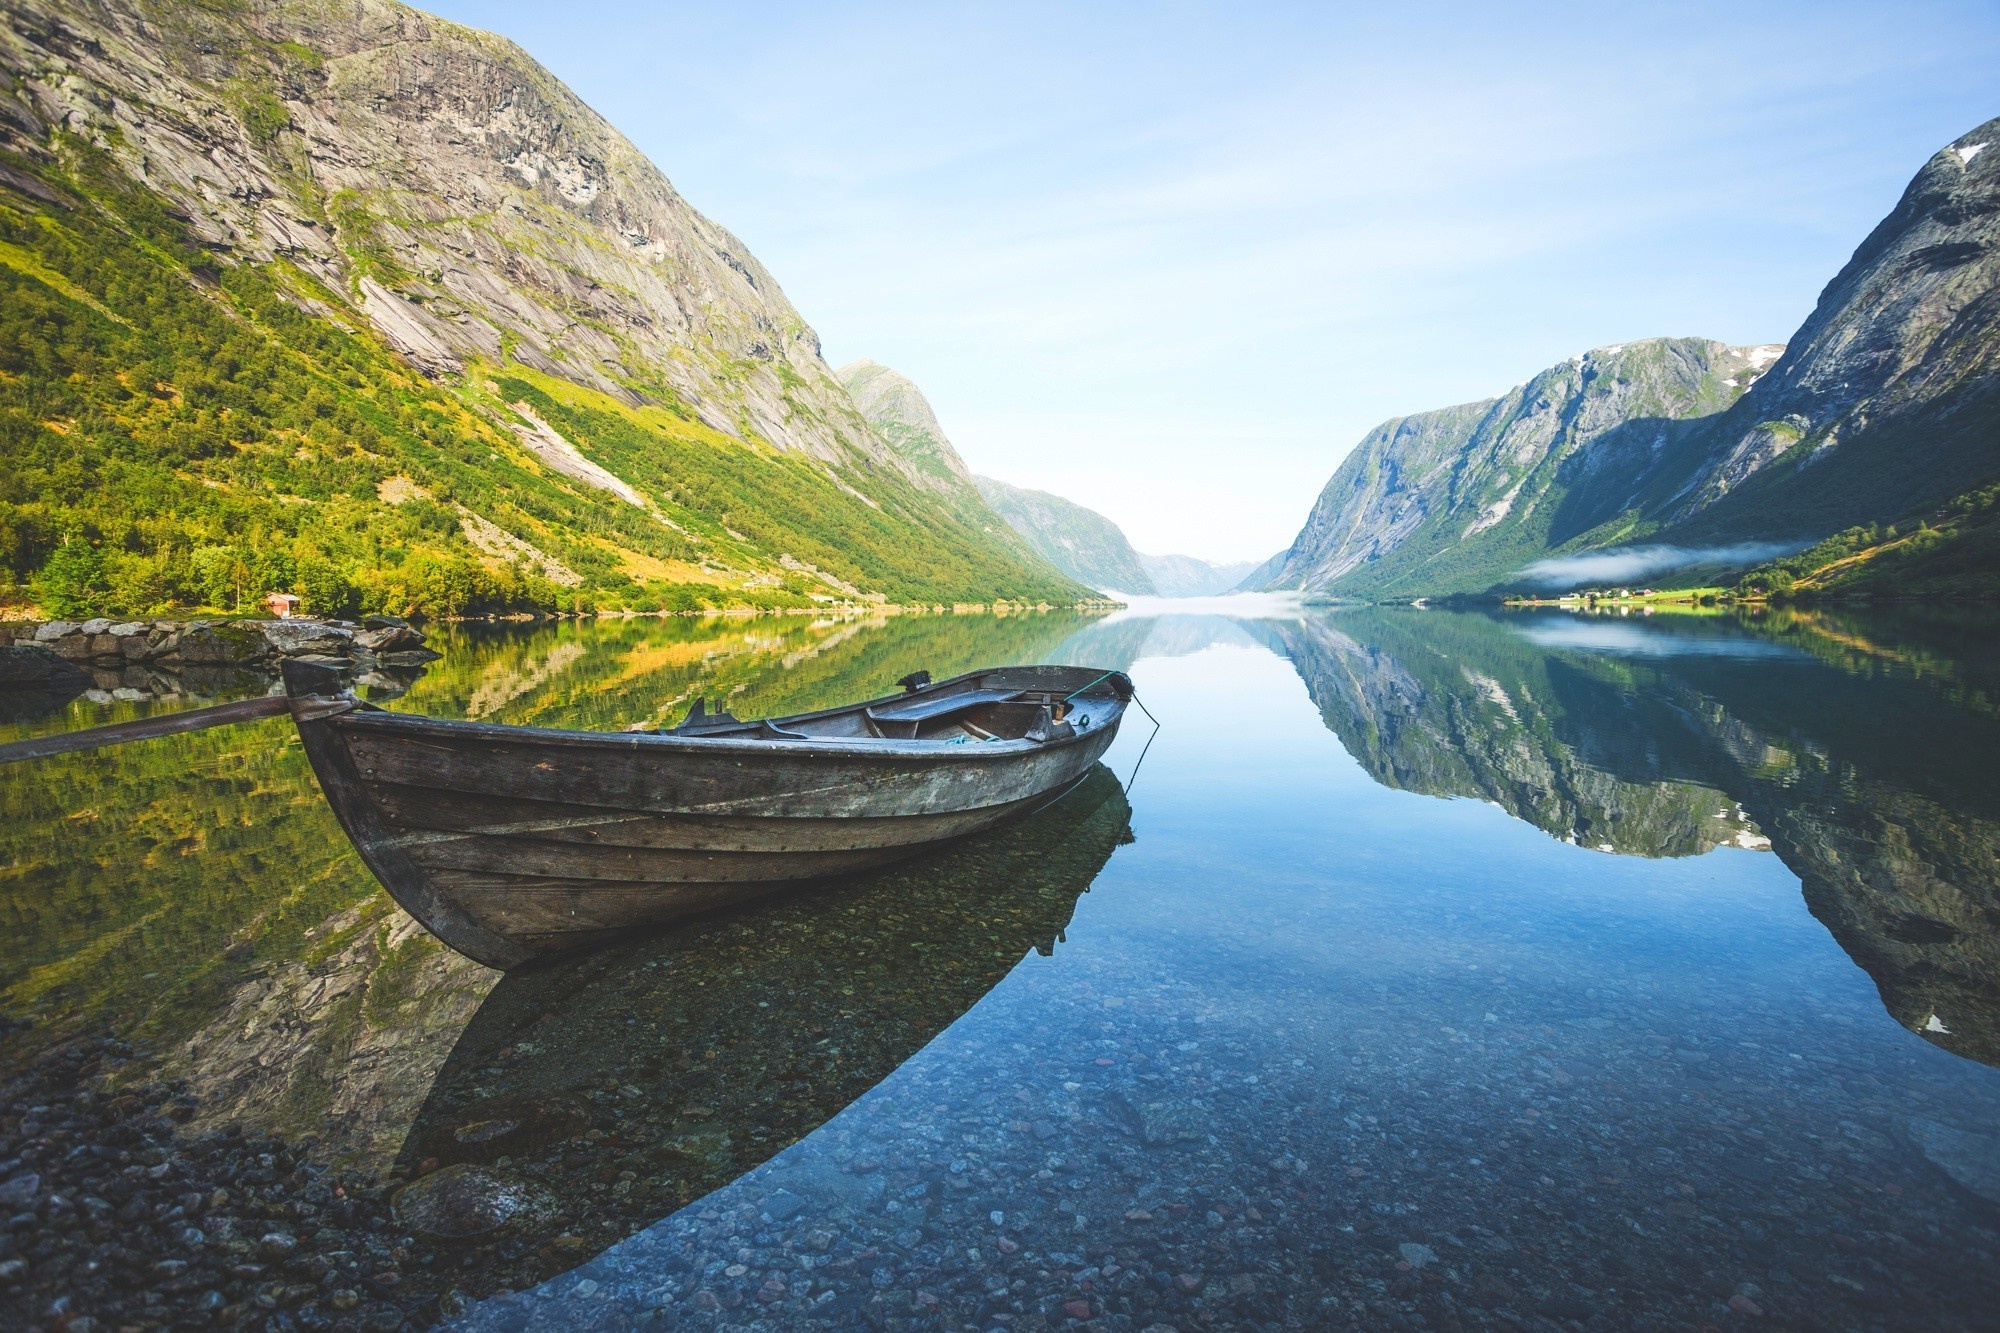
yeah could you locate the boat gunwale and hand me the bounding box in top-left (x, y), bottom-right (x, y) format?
top-left (334, 666), bottom-right (1131, 763)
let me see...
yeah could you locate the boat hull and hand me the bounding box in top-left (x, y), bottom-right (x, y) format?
top-left (285, 664), bottom-right (1128, 967)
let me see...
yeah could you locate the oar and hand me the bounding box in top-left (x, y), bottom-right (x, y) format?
top-left (0, 676), bottom-right (364, 766)
top-left (0, 695), bottom-right (294, 765)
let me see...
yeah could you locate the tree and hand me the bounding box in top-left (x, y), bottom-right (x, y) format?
top-left (35, 539), bottom-right (107, 617)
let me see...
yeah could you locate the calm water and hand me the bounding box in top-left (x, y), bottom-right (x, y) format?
top-left (4, 604), bottom-right (2000, 1331)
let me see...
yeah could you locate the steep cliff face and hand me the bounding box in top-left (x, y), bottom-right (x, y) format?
top-left (0, 0), bottom-right (1078, 611)
top-left (1267, 339), bottom-right (1777, 597)
top-left (0, 0), bottom-right (881, 463)
top-left (1668, 118), bottom-right (2000, 534)
top-left (1269, 115), bottom-right (2000, 599)
top-left (972, 475), bottom-right (1153, 596)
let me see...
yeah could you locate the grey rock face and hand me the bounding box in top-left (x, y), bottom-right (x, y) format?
top-left (1273, 339), bottom-right (1773, 596)
top-left (1273, 116), bottom-right (2000, 598)
top-left (261, 620), bottom-right (354, 655)
top-left (1672, 116), bottom-right (2000, 531)
top-left (0, 0), bottom-right (918, 484)
top-left (353, 625), bottom-right (421, 653)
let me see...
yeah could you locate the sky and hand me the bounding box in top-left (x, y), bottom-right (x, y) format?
top-left (424, 1), bottom-right (2000, 563)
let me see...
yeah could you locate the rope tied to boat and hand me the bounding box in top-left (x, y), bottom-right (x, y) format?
top-left (1121, 688), bottom-right (1162, 795)
top-left (1062, 670), bottom-right (1123, 703)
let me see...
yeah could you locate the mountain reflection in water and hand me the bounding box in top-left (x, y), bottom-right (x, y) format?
top-left (1253, 605), bottom-right (2000, 1069)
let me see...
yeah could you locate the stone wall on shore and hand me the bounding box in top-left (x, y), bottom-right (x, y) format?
top-left (1, 616), bottom-right (439, 706)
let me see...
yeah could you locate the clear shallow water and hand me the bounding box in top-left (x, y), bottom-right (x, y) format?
top-left (5, 604), bottom-right (2000, 1331)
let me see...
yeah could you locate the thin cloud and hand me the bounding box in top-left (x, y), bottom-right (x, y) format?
top-left (1517, 543), bottom-right (1807, 588)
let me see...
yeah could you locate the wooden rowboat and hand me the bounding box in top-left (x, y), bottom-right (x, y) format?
top-left (278, 659), bottom-right (1132, 969)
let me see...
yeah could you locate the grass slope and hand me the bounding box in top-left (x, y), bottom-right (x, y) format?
top-left (1735, 482), bottom-right (2000, 600)
top-left (0, 141), bottom-right (1079, 618)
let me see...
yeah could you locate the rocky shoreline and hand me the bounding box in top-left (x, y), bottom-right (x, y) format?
top-left (0, 618), bottom-right (439, 708)
top-left (0, 1040), bottom-right (448, 1333)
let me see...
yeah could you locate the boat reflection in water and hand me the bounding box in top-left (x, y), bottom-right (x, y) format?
top-left (383, 764), bottom-right (1132, 1287)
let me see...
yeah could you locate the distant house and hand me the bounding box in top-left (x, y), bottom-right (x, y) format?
top-left (264, 592), bottom-right (302, 618)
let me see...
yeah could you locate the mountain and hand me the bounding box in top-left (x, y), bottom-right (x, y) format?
top-left (829, 359), bottom-right (1096, 593)
top-left (0, 0), bottom-right (1081, 617)
top-left (970, 476), bottom-right (1154, 595)
top-left (836, 359), bottom-right (975, 491)
top-left (838, 358), bottom-right (1277, 601)
top-left (1261, 339), bottom-right (1781, 597)
top-left (1231, 549), bottom-right (1290, 592)
top-left (1138, 552), bottom-right (1263, 598)
top-left (1664, 118), bottom-right (2000, 543)
top-left (1268, 114), bottom-right (2000, 600)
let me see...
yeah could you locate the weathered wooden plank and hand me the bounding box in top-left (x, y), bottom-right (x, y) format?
top-left (398, 835), bottom-right (905, 883)
top-left (338, 722), bottom-right (1108, 818)
top-left (363, 781), bottom-right (1055, 851)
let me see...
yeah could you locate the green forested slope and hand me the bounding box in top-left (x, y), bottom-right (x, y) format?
top-left (972, 475), bottom-right (1156, 595)
top-left (1734, 482), bottom-right (2000, 600)
top-left (0, 1), bottom-right (1081, 617)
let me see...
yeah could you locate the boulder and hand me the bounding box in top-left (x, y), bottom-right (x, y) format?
top-left (354, 625), bottom-right (424, 653)
top-left (0, 1172), bottom-right (40, 1210)
top-left (262, 620), bottom-right (355, 656)
top-left (362, 613), bottom-right (412, 631)
top-left (77, 617), bottom-right (111, 635)
top-left (32, 621), bottom-right (77, 642)
top-left (175, 625), bottom-right (263, 665)
top-left (377, 648), bottom-right (442, 666)
top-left (391, 1164), bottom-right (554, 1242)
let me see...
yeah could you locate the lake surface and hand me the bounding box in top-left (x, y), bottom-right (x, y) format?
top-left (4, 603), bottom-right (2000, 1331)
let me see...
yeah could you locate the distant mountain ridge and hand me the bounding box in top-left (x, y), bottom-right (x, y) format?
top-left (1262, 115), bottom-right (2000, 599)
top-left (837, 361), bottom-right (1274, 598)
top-left (1262, 338), bottom-right (1782, 597)
top-left (970, 476), bottom-right (1156, 595)
top-left (1138, 552), bottom-right (1264, 598)
top-left (836, 359), bottom-right (976, 491)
